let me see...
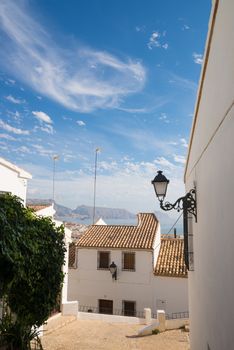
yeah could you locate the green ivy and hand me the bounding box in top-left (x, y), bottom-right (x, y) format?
top-left (0, 194), bottom-right (66, 349)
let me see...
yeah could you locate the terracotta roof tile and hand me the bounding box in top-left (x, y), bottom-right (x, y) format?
top-left (154, 238), bottom-right (187, 278)
top-left (77, 213), bottom-right (158, 250)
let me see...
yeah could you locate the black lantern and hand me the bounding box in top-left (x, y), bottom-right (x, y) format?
top-left (109, 261), bottom-right (117, 280)
top-left (151, 170), bottom-right (170, 201)
top-left (151, 170), bottom-right (197, 270)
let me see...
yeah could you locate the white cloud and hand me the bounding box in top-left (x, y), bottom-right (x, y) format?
top-left (147, 31), bottom-right (168, 50)
top-left (39, 125), bottom-right (54, 134)
top-left (180, 138), bottom-right (188, 148)
top-left (32, 111), bottom-right (53, 124)
top-left (34, 125), bottom-right (54, 135)
top-left (0, 0), bottom-right (146, 113)
top-left (33, 144), bottom-right (54, 157)
top-left (168, 72), bottom-right (197, 91)
top-left (5, 78), bottom-right (15, 85)
top-left (5, 95), bottom-right (24, 104)
top-left (173, 154), bottom-right (186, 164)
top-left (147, 31), bottom-right (161, 50)
top-left (77, 120), bottom-right (86, 126)
top-left (154, 157), bottom-right (175, 170)
top-left (0, 119), bottom-right (29, 135)
top-left (162, 43), bottom-right (169, 50)
top-left (0, 133), bottom-right (17, 140)
top-left (17, 145), bottom-right (31, 153)
top-left (182, 24), bottom-right (190, 31)
top-left (193, 53), bottom-right (203, 65)
top-left (159, 113), bottom-right (169, 123)
top-left (24, 157), bottom-right (185, 218)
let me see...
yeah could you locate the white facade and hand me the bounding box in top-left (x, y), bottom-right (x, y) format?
top-left (185, 1), bottom-right (234, 349)
top-left (0, 157), bottom-right (32, 205)
top-left (68, 241), bottom-right (188, 316)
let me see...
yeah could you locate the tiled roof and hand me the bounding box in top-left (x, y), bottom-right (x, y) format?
top-left (28, 204), bottom-right (51, 212)
top-left (77, 213), bottom-right (158, 250)
top-left (154, 238), bottom-right (187, 278)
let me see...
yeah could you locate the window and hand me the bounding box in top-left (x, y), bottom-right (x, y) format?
top-left (122, 300), bottom-right (136, 316)
top-left (99, 299), bottom-right (113, 314)
top-left (122, 252), bottom-right (135, 271)
top-left (97, 251), bottom-right (110, 269)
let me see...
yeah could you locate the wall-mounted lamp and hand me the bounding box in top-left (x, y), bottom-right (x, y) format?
top-left (151, 170), bottom-right (197, 269)
top-left (109, 261), bottom-right (117, 280)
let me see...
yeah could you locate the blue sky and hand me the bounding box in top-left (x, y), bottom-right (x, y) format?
top-left (0, 0), bottom-right (211, 214)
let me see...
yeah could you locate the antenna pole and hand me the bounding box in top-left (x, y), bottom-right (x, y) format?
top-left (52, 155), bottom-right (59, 204)
top-left (93, 148), bottom-right (100, 224)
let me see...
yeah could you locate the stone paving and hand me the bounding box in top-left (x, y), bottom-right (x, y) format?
top-left (42, 318), bottom-right (189, 350)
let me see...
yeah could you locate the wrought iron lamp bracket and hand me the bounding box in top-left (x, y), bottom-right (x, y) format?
top-left (159, 188), bottom-right (197, 222)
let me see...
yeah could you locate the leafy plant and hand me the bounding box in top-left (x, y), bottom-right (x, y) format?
top-left (0, 194), bottom-right (66, 349)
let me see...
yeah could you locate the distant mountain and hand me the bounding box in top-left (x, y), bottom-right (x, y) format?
top-left (26, 199), bottom-right (135, 220)
top-left (73, 205), bottom-right (136, 220)
top-left (26, 199), bottom-right (179, 230)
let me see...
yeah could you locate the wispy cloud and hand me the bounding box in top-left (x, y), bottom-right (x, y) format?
top-left (159, 113), bottom-right (169, 123)
top-left (182, 24), bottom-right (190, 31)
top-left (147, 31), bottom-right (168, 50)
top-left (32, 144), bottom-right (54, 157)
top-left (32, 111), bottom-right (53, 124)
top-left (193, 52), bottom-right (203, 65)
top-left (0, 0), bottom-right (146, 113)
top-left (0, 119), bottom-right (29, 135)
top-left (180, 138), bottom-right (188, 148)
top-left (168, 72), bottom-right (197, 91)
top-left (135, 25), bottom-right (145, 33)
top-left (173, 154), bottom-right (186, 164)
top-left (77, 120), bottom-right (86, 126)
top-left (5, 78), bottom-right (15, 85)
top-left (5, 95), bottom-right (25, 104)
top-left (0, 133), bottom-right (17, 140)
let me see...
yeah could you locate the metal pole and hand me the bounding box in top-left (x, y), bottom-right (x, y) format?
top-left (52, 155), bottom-right (59, 204)
top-left (93, 148), bottom-right (99, 224)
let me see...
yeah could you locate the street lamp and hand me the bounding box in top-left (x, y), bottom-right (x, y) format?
top-left (109, 261), bottom-right (117, 280)
top-left (151, 170), bottom-right (197, 269)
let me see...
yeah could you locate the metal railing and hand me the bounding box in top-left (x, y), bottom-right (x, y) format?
top-left (79, 305), bottom-right (144, 318)
top-left (152, 311), bottom-right (189, 320)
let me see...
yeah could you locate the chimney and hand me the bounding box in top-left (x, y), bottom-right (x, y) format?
top-left (174, 228), bottom-right (177, 238)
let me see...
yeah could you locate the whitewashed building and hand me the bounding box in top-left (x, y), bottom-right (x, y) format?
top-left (0, 157), bottom-right (32, 205)
top-left (68, 213), bottom-right (188, 317)
top-left (0, 156), bottom-right (72, 312)
top-left (185, 0), bottom-right (234, 349)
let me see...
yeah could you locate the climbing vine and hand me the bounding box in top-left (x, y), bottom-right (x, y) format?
top-left (0, 193), bottom-right (66, 349)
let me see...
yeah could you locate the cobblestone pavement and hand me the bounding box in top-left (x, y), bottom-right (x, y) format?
top-left (42, 319), bottom-right (189, 350)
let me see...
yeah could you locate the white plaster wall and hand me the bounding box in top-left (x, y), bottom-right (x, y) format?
top-left (152, 222), bottom-right (161, 269)
top-left (152, 277), bottom-right (188, 315)
top-left (36, 205), bottom-right (55, 218)
top-left (0, 164), bottom-right (28, 205)
top-left (185, 1), bottom-right (234, 349)
top-left (68, 248), bottom-right (188, 315)
top-left (68, 249), bottom-right (154, 312)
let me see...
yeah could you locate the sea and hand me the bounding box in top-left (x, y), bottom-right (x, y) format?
top-left (58, 216), bottom-right (183, 235)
